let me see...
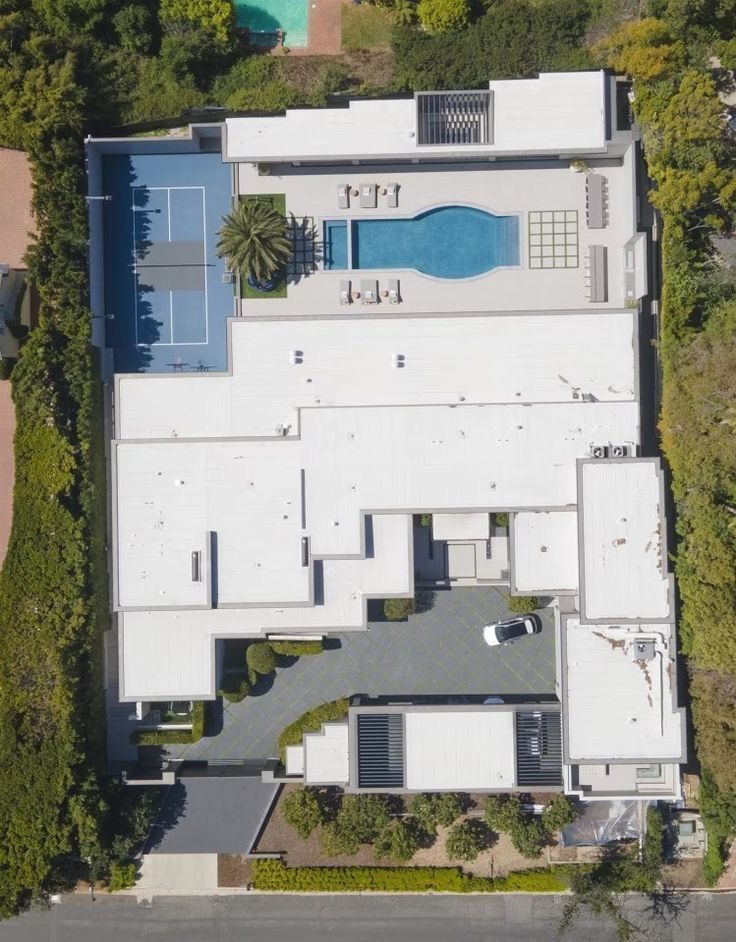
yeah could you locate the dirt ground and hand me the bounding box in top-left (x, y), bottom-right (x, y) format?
top-left (218, 854), bottom-right (250, 887)
top-left (663, 858), bottom-right (707, 889)
top-left (254, 785), bottom-right (549, 876)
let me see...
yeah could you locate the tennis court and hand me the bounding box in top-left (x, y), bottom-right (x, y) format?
top-left (103, 151), bottom-right (233, 373)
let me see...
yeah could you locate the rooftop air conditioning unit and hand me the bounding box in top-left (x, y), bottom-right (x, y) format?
top-left (590, 444), bottom-right (607, 459)
top-left (607, 444), bottom-right (629, 458)
top-left (633, 639), bottom-right (655, 662)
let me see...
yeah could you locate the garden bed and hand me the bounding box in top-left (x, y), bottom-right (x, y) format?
top-left (239, 193), bottom-right (288, 300)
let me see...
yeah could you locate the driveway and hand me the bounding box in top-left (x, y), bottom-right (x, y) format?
top-left (165, 586), bottom-right (556, 763)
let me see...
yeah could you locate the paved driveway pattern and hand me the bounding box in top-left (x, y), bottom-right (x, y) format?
top-left (164, 586), bottom-right (556, 763)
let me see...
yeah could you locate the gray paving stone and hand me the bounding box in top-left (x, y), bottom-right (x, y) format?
top-left (164, 586), bottom-right (556, 763)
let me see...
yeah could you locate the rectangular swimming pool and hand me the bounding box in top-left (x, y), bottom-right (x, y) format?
top-left (324, 219), bottom-right (349, 270)
top-left (235, 0), bottom-right (308, 47)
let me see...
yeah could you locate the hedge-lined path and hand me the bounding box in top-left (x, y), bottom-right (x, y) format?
top-left (0, 381), bottom-right (15, 571)
top-left (164, 586), bottom-right (556, 763)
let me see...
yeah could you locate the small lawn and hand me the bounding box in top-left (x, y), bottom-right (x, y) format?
top-left (342, 3), bottom-right (395, 51)
top-left (239, 192), bottom-right (288, 300)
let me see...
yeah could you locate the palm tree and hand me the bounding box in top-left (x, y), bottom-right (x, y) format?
top-left (216, 199), bottom-right (291, 285)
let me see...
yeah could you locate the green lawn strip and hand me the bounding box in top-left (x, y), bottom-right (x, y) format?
top-left (238, 193), bottom-right (288, 299)
top-left (278, 698), bottom-right (349, 761)
top-left (252, 859), bottom-right (568, 893)
top-left (342, 4), bottom-right (395, 50)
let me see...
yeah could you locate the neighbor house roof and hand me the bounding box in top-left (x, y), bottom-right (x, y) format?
top-left (0, 148), bottom-right (34, 268)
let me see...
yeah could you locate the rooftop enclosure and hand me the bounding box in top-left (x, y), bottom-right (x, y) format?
top-left (223, 72), bottom-right (611, 163)
top-left (90, 72), bottom-right (683, 799)
top-left (347, 705), bottom-right (563, 792)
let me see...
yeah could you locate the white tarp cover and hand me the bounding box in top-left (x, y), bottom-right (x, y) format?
top-left (560, 799), bottom-right (646, 846)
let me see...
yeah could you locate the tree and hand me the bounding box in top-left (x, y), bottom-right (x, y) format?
top-left (373, 818), bottom-right (421, 862)
top-left (217, 201), bottom-right (292, 285)
top-left (485, 795), bottom-right (547, 858)
top-left (541, 795), bottom-right (578, 834)
top-left (107, 862), bottom-right (137, 892)
top-left (445, 820), bottom-right (489, 861)
top-left (246, 642), bottom-right (277, 678)
top-left (160, 0), bottom-right (235, 48)
top-left (113, 5), bottom-right (156, 56)
top-left (282, 788), bottom-right (324, 839)
top-left (417, 0), bottom-right (470, 34)
top-left (392, 0), bottom-right (418, 26)
top-left (559, 867), bottom-right (644, 942)
top-left (409, 792), bottom-right (465, 833)
top-left (320, 794), bottom-right (394, 856)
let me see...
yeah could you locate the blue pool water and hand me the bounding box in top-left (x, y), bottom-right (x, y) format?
top-left (324, 219), bottom-right (348, 270)
top-left (235, 0), bottom-right (308, 47)
top-left (324, 206), bottom-right (519, 279)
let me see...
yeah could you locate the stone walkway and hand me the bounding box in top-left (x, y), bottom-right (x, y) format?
top-left (164, 586), bottom-right (557, 763)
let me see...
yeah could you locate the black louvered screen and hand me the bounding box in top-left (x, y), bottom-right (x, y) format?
top-left (357, 714), bottom-right (404, 788)
top-left (516, 711), bottom-right (563, 787)
top-left (417, 92), bottom-right (492, 146)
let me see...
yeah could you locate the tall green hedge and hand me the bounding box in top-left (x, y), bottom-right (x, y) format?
top-left (251, 859), bottom-right (568, 893)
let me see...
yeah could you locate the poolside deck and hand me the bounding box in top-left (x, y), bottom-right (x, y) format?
top-left (236, 155), bottom-right (638, 318)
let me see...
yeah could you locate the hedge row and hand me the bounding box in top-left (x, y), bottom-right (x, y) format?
top-left (251, 859), bottom-right (568, 893)
top-left (132, 701), bottom-right (206, 746)
top-left (278, 698), bottom-right (349, 760)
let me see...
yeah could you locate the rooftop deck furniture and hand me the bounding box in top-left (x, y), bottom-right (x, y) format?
top-left (337, 183), bottom-right (350, 209)
top-left (585, 245), bottom-right (608, 302)
top-left (388, 279), bottom-right (400, 304)
top-left (340, 280), bottom-right (351, 305)
top-left (361, 279), bottom-right (378, 303)
top-left (585, 173), bottom-right (606, 229)
top-left (359, 183), bottom-right (377, 208)
top-left (386, 182), bottom-right (399, 208)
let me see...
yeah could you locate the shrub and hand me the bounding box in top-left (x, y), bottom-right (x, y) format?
top-left (383, 597), bottom-right (416, 621)
top-left (160, 0), bottom-right (235, 48)
top-left (218, 673), bottom-right (251, 703)
top-left (133, 701), bottom-right (206, 745)
top-left (319, 821), bottom-right (361, 857)
top-left (107, 861), bottom-right (137, 892)
top-left (251, 859), bottom-right (568, 892)
top-left (509, 817), bottom-right (547, 859)
top-left (0, 358), bottom-right (16, 380)
top-left (278, 698), bottom-right (349, 760)
top-left (417, 0), bottom-right (470, 34)
top-left (373, 818), bottom-right (422, 862)
top-left (246, 642), bottom-right (278, 677)
top-left (484, 794), bottom-right (525, 832)
top-left (445, 820), bottom-right (488, 862)
top-left (494, 512), bottom-right (509, 527)
top-left (541, 795), bottom-right (578, 834)
top-left (409, 792), bottom-right (465, 833)
top-left (506, 595), bottom-right (539, 614)
top-left (485, 795), bottom-right (547, 859)
top-left (282, 787), bottom-right (325, 839)
top-left (269, 640), bottom-right (324, 657)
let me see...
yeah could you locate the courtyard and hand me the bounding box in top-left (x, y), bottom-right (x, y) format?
top-left (162, 586), bottom-right (556, 764)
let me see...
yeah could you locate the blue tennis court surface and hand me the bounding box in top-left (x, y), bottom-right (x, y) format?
top-left (103, 152), bottom-right (233, 373)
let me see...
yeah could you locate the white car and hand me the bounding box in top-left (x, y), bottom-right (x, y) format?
top-left (483, 614), bottom-right (541, 647)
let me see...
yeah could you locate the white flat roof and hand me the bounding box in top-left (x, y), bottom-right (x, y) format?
top-left (405, 710), bottom-right (516, 790)
top-left (115, 441), bottom-right (309, 609)
top-left (120, 616), bottom-right (214, 700)
top-left (579, 460), bottom-right (671, 621)
top-left (513, 511), bottom-right (579, 594)
top-left (304, 723), bottom-right (350, 784)
top-left (432, 512), bottom-right (490, 542)
top-left (224, 71), bottom-right (607, 162)
top-left (564, 619), bottom-right (683, 762)
top-left (116, 311), bottom-right (637, 441)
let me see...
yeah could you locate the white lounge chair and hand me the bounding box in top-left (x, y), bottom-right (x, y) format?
top-left (359, 183), bottom-right (377, 208)
top-left (340, 280), bottom-right (351, 305)
top-left (388, 279), bottom-right (400, 304)
top-left (337, 183), bottom-right (350, 210)
top-left (386, 183), bottom-right (399, 208)
top-left (361, 279), bottom-right (378, 303)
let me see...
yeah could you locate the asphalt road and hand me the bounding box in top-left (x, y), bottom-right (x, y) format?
top-left (0, 893), bottom-right (733, 942)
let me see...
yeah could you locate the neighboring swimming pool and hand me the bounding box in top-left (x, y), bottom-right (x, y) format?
top-left (235, 0), bottom-right (308, 47)
top-left (323, 207), bottom-right (520, 279)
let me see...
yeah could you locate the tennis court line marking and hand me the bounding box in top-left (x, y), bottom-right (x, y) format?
top-left (131, 185), bottom-right (209, 348)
